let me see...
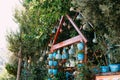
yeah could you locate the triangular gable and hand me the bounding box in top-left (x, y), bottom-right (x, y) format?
top-left (50, 14), bottom-right (87, 52)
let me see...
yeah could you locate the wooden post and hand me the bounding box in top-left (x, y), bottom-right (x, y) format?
top-left (16, 47), bottom-right (22, 80)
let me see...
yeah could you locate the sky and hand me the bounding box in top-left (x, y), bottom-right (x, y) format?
top-left (0, 0), bottom-right (21, 59)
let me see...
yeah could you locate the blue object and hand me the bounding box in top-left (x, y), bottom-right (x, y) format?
top-left (53, 69), bottom-right (58, 75)
top-left (78, 64), bottom-right (84, 68)
top-left (53, 61), bottom-right (58, 66)
top-left (100, 66), bottom-right (109, 73)
top-left (53, 52), bottom-right (57, 58)
top-left (77, 42), bottom-right (84, 50)
top-left (118, 64), bottom-right (120, 71)
top-left (109, 64), bottom-right (119, 72)
top-left (48, 60), bottom-right (53, 66)
top-left (48, 78), bottom-right (52, 80)
top-left (77, 53), bottom-right (84, 60)
top-left (48, 69), bottom-right (53, 74)
top-left (49, 54), bottom-right (53, 59)
top-left (56, 50), bottom-right (62, 59)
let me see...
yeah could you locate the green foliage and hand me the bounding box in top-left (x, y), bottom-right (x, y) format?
top-left (5, 63), bottom-right (17, 76)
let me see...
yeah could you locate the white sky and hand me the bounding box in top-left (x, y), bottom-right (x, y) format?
top-left (0, 0), bottom-right (21, 57)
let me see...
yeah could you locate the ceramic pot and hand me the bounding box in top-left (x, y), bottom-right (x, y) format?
top-left (100, 66), bottom-right (109, 73)
top-left (77, 42), bottom-right (84, 50)
top-left (48, 69), bottom-right (53, 74)
top-left (62, 48), bottom-right (68, 59)
top-left (53, 69), bottom-right (58, 75)
top-left (68, 45), bottom-right (75, 55)
top-left (48, 54), bottom-right (53, 59)
top-left (77, 53), bottom-right (84, 60)
top-left (56, 50), bottom-right (62, 59)
top-left (53, 61), bottom-right (58, 66)
top-left (53, 52), bottom-right (57, 58)
top-left (48, 60), bottom-right (53, 66)
top-left (109, 64), bottom-right (119, 72)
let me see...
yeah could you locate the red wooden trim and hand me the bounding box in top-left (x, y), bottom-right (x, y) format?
top-left (66, 14), bottom-right (87, 43)
top-left (52, 16), bottom-right (64, 45)
top-left (50, 35), bottom-right (83, 52)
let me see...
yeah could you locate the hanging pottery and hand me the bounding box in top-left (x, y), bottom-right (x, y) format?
top-left (48, 60), bottom-right (53, 66)
top-left (69, 58), bottom-right (75, 67)
top-left (62, 48), bottom-right (68, 59)
top-left (48, 69), bottom-right (53, 74)
top-left (48, 54), bottom-right (53, 59)
top-left (77, 53), bottom-right (84, 60)
top-left (65, 61), bottom-right (70, 67)
top-left (92, 32), bottom-right (98, 43)
top-left (53, 52), bottom-right (57, 58)
top-left (56, 50), bottom-right (62, 60)
top-left (68, 45), bottom-right (75, 55)
top-left (53, 69), bottom-right (58, 75)
top-left (77, 42), bottom-right (84, 50)
top-left (53, 61), bottom-right (58, 66)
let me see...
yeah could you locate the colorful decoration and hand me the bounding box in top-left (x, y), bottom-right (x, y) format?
top-left (68, 45), bottom-right (75, 55)
top-left (56, 50), bottom-right (62, 60)
top-left (62, 48), bottom-right (68, 59)
top-left (77, 42), bottom-right (84, 50)
top-left (77, 53), bottom-right (84, 61)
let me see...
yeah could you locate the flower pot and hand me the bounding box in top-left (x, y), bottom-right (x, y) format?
top-left (77, 42), bottom-right (84, 50)
top-left (100, 66), bottom-right (109, 73)
top-left (53, 69), bottom-right (58, 75)
top-left (48, 69), bottom-right (53, 74)
top-left (48, 60), bottom-right (53, 66)
top-left (77, 53), bottom-right (84, 60)
top-left (53, 61), bottom-right (58, 66)
top-left (109, 64), bottom-right (119, 72)
top-left (48, 54), bottom-right (53, 59)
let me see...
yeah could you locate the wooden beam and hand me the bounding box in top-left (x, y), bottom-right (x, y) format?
top-left (52, 16), bottom-right (64, 45)
top-left (50, 35), bottom-right (83, 52)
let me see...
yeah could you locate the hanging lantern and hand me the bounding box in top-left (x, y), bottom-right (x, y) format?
top-left (62, 48), bottom-right (68, 59)
top-left (56, 50), bottom-right (62, 60)
top-left (77, 42), bottom-right (84, 50)
top-left (92, 32), bottom-right (98, 43)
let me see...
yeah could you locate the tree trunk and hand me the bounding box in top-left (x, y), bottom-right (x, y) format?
top-left (16, 47), bottom-right (22, 80)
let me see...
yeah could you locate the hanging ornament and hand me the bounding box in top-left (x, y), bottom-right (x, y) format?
top-left (69, 58), bottom-right (75, 67)
top-left (63, 22), bottom-right (67, 26)
top-left (52, 52), bottom-right (57, 59)
top-left (68, 45), bottom-right (75, 55)
top-left (83, 22), bottom-right (93, 31)
top-left (67, 24), bottom-right (71, 29)
top-left (77, 53), bottom-right (84, 61)
top-left (92, 32), bottom-right (98, 43)
top-left (62, 48), bottom-right (68, 59)
top-left (48, 54), bottom-right (53, 59)
top-left (48, 60), bottom-right (53, 66)
top-left (53, 69), bottom-right (58, 75)
top-left (53, 61), bottom-right (58, 66)
top-left (48, 69), bottom-right (53, 74)
top-left (70, 7), bottom-right (74, 11)
top-left (76, 12), bottom-right (83, 20)
top-left (52, 27), bottom-right (56, 34)
top-left (77, 42), bottom-right (84, 50)
top-left (56, 50), bottom-right (62, 60)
